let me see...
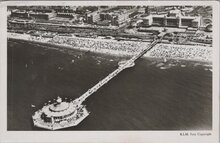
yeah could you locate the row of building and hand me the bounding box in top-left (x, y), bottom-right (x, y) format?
top-left (9, 6), bottom-right (205, 28)
top-left (9, 6), bottom-right (139, 26)
top-left (10, 8), bottom-right (77, 20)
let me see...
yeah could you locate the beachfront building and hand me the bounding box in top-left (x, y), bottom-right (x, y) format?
top-left (98, 6), bottom-right (138, 26)
top-left (85, 11), bottom-right (101, 24)
top-left (55, 6), bottom-right (77, 18)
top-left (10, 8), bottom-right (56, 20)
top-left (11, 9), bottom-right (29, 18)
top-left (27, 6), bottom-right (54, 13)
top-left (54, 6), bottom-right (77, 13)
top-left (56, 13), bottom-right (75, 18)
top-left (142, 15), bottom-right (153, 27)
top-left (29, 11), bottom-right (56, 20)
top-left (111, 11), bottom-right (129, 26)
top-left (141, 9), bottom-right (201, 28)
top-left (84, 6), bottom-right (117, 25)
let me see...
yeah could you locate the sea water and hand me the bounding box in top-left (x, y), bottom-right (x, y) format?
top-left (7, 40), bottom-right (212, 130)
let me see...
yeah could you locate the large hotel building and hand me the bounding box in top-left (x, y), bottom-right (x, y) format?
top-left (85, 6), bottom-right (138, 26)
top-left (142, 9), bottom-right (201, 28)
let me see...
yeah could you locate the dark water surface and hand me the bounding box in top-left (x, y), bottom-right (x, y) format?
top-left (7, 40), bottom-right (212, 130)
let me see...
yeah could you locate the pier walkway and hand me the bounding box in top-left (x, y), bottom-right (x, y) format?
top-left (75, 37), bottom-right (163, 105)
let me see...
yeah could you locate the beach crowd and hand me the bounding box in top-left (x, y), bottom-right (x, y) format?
top-left (49, 36), bottom-right (212, 61)
top-left (149, 44), bottom-right (212, 61)
top-left (8, 32), bottom-right (212, 62)
top-left (49, 36), bottom-right (147, 55)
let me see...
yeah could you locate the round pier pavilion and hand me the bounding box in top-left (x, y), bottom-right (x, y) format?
top-left (32, 97), bottom-right (89, 130)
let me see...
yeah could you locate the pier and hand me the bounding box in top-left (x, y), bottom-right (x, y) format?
top-left (75, 37), bottom-right (163, 105)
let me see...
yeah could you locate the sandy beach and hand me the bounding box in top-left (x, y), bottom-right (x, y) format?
top-left (7, 32), bottom-right (212, 62)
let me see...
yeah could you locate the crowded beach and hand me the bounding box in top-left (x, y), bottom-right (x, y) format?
top-left (7, 32), bottom-right (212, 62)
top-left (148, 44), bottom-right (212, 62)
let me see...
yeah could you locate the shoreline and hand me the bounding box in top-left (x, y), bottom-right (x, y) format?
top-left (7, 33), bottom-right (212, 63)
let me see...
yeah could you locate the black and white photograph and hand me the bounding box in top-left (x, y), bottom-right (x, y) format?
top-left (0, 1), bottom-right (219, 143)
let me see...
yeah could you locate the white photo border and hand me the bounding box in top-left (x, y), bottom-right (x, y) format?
top-left (0, 1), bottom-right (219, 143)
